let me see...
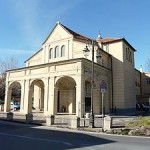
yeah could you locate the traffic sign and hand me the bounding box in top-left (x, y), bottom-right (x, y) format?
top-left (100, 80), bottom-right (107, 92)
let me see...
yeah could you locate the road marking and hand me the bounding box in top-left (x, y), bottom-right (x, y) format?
top-left (0, 132), bottom-right (72, 146)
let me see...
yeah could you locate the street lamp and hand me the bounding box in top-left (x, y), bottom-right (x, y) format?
top-left (83, 40), bottom-right (95, 128)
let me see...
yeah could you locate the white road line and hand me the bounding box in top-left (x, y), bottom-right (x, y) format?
top-left (0, 132), bottom-right (72, 146)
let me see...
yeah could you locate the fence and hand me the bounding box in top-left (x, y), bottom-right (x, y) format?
top-left (0, 111), bottom-right (134, 129)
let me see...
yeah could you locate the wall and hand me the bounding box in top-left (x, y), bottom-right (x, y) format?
top-left (123, 42), bottom-right (136, 108)
top-left (104, 42), bottom-right (125, 109)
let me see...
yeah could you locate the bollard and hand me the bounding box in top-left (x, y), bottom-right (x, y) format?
top-left (71, 116), bottom-right (80, 129)
top-left (103, 116), bottom-right (112, 131)
top-left (7, 112), bottom-right (13, 121)
top-left (26, 113), bottom-right (33, 124)
top-left (46, 115), bottom-right (55, 126)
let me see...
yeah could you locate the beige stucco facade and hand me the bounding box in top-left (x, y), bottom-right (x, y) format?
top-left (136, 70), bottom-right (150, 103)
top-left (4, 22), bottom-right (144, 116)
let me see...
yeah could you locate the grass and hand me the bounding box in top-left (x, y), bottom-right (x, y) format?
top-left (127, 116), bottom-right (150, 127)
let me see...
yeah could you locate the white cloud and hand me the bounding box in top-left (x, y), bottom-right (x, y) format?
top-left (0, 48), bottom-right (35, 55)
top-left (9, 0), bottom-right (85, 48)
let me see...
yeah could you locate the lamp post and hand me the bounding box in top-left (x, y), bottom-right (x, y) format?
top-left (83, 40), bottom-right (95, 128)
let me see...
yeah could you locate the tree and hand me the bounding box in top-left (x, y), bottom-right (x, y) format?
top-left (0, 56), bottom-right (19, 100)
top-left (0, 57), bottom-right (18, 75)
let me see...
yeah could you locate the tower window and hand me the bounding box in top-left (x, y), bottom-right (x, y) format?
top-left (54, 46), bottom-right (59, 58)
top-left (49, 48), bottom-right (53, 59)
top-left (61, 45), bottom-right (65, 57)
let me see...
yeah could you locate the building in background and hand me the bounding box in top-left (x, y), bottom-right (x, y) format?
top-left (4, 22), bottom-right (150, 117)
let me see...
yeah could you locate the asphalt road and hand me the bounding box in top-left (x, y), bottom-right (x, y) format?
top-left (0, 120), bottom-right (149, 150)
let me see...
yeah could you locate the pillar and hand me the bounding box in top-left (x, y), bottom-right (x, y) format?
top-left (44, 77), bottom-right (49, 115)
top-left (47, 77), bottom-right (55, 115)
top-left (41, 87), bottom-right (44, 111)
top-left (76, 75), bottom-right (85, 118)
top-left (68, 90), bottom-right (75, 114)
top-left (24, 80), bottom-right (33, 114)
top-left (54, 87), bottom-right (58, 114)
top-left (33, 85), bottom-right (41, 110)
top-left (4, 89), bottom-right (12, 112)
top-left (20, 80), bottom-right (25, 113)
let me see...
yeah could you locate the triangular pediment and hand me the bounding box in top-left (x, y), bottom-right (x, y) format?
top-left (43, 22), bottom-right (73, 45)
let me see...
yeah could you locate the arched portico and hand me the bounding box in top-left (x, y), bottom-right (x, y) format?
top-left (4, 81), bottom-right (21, 112)
top-left (55, 76), bottom-right (76, 114)
top-left (30, 79), bottom-right (45, 112)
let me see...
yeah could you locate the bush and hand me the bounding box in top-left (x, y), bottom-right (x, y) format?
top-left (127, 116), bottom-right (150, 127)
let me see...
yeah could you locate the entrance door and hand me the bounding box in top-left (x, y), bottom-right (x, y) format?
top-left (85, 97), bottom-right (91, 112)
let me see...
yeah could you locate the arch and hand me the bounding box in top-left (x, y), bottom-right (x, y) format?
top-left (30, 79), bottom-right (45, 89)
top-left (8, 81), bottom-right (21, 111)
top-left (54, 46), bottom-right (59, 58)
top-left (55, 76), bottom-right (76, 114)
top-left (60, 45), bottom-right (65, 57)
top-left (56, 76), bottom-right (76, 89)
top-left (9, 81), bottom-right (21, 90)
top-left (30, 79), bottom-right (45, 112)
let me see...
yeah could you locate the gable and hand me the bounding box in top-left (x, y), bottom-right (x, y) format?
top-left (43, 23), bottom-right (73, 45)
top-left (25, 49), bottom-right (43, 66)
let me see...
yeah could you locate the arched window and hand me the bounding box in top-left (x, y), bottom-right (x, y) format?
top-left (61, 45), bottom-right (65, 57)
top-left (49, 48), bottom-right (53, 59)
top-left (54, 46), bottom-right (59, 58)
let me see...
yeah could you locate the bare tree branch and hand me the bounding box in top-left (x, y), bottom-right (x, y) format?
top-left (0, 56), bottom-right (19, 100)
top-left (0, 56), bottom-right (18, 75)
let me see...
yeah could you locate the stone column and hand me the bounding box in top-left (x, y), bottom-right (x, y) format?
top-left (33, 85), bottom-right (40, 111)
top-left (20, 80), bottom-right (25, 113)
top-left (76, 75), bottom-right (85, 118)
top-left (44, 77), bottom-right (49, 115)
top-left (4, 89), bottom-right (12, 112)
top-left (72, 90), bottom-right (76, 113)
top-left (54, 87), bottom-right (58, 114)
top-left (40, 88), bottom-right (44, 111)
top-left (48, 77), bottom-right (55, 115)
top-left (24, 80), bottom-right (33, 114)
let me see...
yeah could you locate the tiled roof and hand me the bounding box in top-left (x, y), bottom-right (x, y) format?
top-left (97, 37), bottom-right (122, 43)
top-left (42, 22), bottom-right (95, 45)
top-left (60, 23), bottom-right (94, 41)
top-left (97, 37), bottom-right (136, 51)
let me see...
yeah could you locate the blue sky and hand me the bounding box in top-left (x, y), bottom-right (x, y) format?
top-left (0, 0), bottom-right (150, 71)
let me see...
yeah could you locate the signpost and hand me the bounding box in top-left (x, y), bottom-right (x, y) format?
top-left (100, 80), bottom-right (107, 118)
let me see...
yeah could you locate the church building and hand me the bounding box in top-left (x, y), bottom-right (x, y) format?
top-left (4, 22), bottom-right (147, 117)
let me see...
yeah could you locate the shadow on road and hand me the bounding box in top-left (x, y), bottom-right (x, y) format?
top-left (0, 121), bottom-right (116, 150)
